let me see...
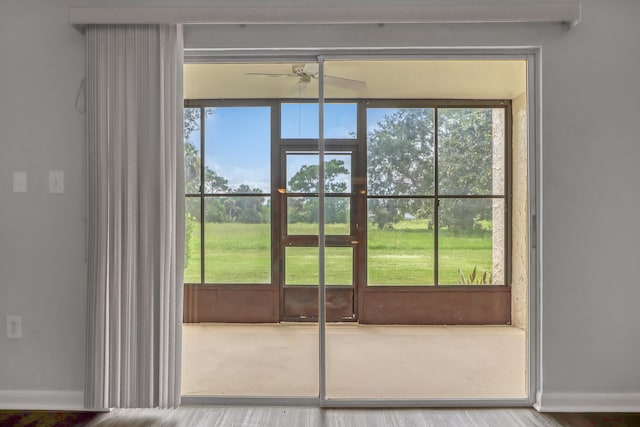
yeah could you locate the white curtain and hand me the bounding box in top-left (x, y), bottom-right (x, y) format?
top-left (84, 24), bottom-right (184, 408)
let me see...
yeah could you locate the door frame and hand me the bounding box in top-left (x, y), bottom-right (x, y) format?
top-left (279, 143), bottom-right (362, 322)
top-left (181, 48), bottom-right (541, 409)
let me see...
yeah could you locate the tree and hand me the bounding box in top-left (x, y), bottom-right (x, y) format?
top-left (287, 159), bottom-right (350, 224)
top-left (204, 168), bottom-right (229, 194)
top-left (184, 108), bottom-right (230, 195)
top-left (367, 109), bottom-right (435, 229)
top-left (184, 107), bottom-right (233, 227)
top-left (184, 109), bottom-right (203, 195)
top-left (367, 108), bottom-right (495, 232)
top-left (233, 185), bottom-right (269, 224)
top-left (437, 108), bottom-right (494, 233)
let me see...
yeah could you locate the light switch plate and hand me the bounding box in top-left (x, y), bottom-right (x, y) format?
top-left (49, 170), bottom-right (64, 194)
top-left (13, 172), bottom-right (27, 193)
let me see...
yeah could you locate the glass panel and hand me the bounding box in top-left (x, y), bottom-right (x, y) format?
top-left (282, 103), bottom-right (317, 139)
top-left (325, 59), bottom-right (525, 403)
top-left (438, 108), bottom-right (505, 196)
top-left (203, 197), bottom-right (270, 283)
top-left (326, 247), bottom-right (352, 285)
top-left (204, 106), bottom-right (271, 193)
top-left (287, 153), bottom-right (319, 193)
top-left (287, 197), bottom-right (350, 235)
top-left (325, 197), bottom-right (350, 235)
top-left (285, 247), bottom-right (318, 285)
top-left (287, 196), bottom-right (318, 235)
top-left (326, 154), bottom-right (351, 193)
top-left (183, 62), bottom-right (318, 401)
top-left (184, 197), bottom-right (201, 283)
top-left (366, 108), bottom-right (435, 196)
top-left (184, 108), bottom-right (201, 194)
top-left (285, 247), bottom-right (352, 286)
top-left (282, 103), bottom-right (357, 139)
top-left (367, 198), bottom-right (435, 286)
top-left (287, 153), bottom-right (351, 194)
top-left (438, 198), bottom-right (504, 285)
top-left (325, 104), bottom-right (357, 139)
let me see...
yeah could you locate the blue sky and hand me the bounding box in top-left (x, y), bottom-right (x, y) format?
top-left (186, 104), bottom-right (396, 192)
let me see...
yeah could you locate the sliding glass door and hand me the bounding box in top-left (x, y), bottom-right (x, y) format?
top-left (181, 56), bottom-right (528, 403)
top-left (182, 61), bottom-right (321, 398)
top-left (322, 58), bottom-right (523, 400)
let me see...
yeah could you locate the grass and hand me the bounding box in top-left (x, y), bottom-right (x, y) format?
top-left (184, 220), bottom-right (496, 285)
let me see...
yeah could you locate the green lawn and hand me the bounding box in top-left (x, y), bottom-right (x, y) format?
top-left (184, 220), bottom-right (496, 285)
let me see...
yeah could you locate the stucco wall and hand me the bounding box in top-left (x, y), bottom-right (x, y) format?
top-left (512, 92), bottom-right (528, 330)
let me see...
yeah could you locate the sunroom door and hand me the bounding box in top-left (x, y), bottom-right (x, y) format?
top-left (277, 96), bottom-right (363, 322)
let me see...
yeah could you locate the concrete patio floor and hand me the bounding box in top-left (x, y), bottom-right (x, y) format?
top-left (181, 323), bottom-right (526, 399)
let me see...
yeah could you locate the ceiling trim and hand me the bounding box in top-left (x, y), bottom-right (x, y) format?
top-left (70, 3), bottom-right (581, 29)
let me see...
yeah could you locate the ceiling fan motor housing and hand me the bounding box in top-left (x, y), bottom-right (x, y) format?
top-left (293, 63), bottom-right (319, 77)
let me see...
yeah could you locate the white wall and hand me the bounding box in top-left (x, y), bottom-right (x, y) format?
top-left (0, 0), bottom-right (87, 408)
top-left (1, 0), bottom-right (640, 411)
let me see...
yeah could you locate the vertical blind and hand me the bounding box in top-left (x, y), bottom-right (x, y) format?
top-left (84, 24), bottom-right (184, 408)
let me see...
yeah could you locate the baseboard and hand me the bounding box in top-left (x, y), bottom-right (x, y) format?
top-left (0, 389), bottom-right (85, 410)
top-left (535, 390), bottom-right (640, 412)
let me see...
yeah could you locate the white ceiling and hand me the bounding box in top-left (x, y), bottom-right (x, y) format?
top-left (184, 60), bottom-right (526, 100)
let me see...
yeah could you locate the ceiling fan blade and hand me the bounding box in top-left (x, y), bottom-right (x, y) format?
top-left (245, 72), bottom-right (296, 78)
top-left (324, 75), bottom-right (366, 93)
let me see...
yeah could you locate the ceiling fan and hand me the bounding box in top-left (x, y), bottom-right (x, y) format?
top-left (246, 63), bottom-right (366, 96)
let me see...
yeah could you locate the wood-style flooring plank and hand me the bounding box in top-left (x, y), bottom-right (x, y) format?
top-left (87, 407), bottom-right (564, 427)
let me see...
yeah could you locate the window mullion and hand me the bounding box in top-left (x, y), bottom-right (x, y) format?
top-left (434, 107), bottom-right (439, 287)
top-left (200, 106), bottom-right (206, 286)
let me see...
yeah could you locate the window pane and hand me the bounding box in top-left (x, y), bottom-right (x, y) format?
top-left (438, 108), bottom-right (505, 195)
top-left (184, 108), bottom-right (201, 194)
top-left (325, 154), bottom-right (351, 193)
top-left (287, 197), bottom-right (350, 235)
top-left (286, 247), bottom-right (318, 285)
top-left (287, 153), bottom-right (319, 193)
top-left (204, 107), bottom-right (271, 194)
top-left (288, 196), bottom-right (318, 235)
top-left (367, 198), bottom-right (435, 286)
top-left (287, 153), bottom-right (351, 194)
top-left (204, 197), bottom-right (270, 283)
top-left (184, 197), bottom-right (201, 283)
top-left (367, 108), bottom-right (435, 196)
top-left (325, 197), bottom-right (350, 235)
top-left (325, 103), bottom-right (357, 139)
top-left (282, 103), bottom-right (357, 139)
top-left (326, 247), bottom-right (353, 286)
top-left (438, 198), bottom-right (504, 285)
top-left (285, 247), bottom-right (353, 286)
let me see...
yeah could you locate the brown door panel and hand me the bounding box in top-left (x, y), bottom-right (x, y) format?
top-left (283, 287), bottom-right (355, 322)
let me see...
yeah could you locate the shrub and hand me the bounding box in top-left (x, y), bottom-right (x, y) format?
top-left (184, 213), bottom-right (197, 268)
top-left (457, 266), bottom-right (491, 285)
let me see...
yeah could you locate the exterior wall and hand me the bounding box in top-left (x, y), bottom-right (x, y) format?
top-left (492, 109), bottom-right (505, 284)
top-left (511, 92), bottom-right (528, 330)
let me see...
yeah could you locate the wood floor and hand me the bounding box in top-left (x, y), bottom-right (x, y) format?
top-left (87, 407), bottom-right (563, 427)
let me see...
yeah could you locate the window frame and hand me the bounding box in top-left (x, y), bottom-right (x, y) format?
top-left (183, 98), bottom-right (512, 288)
top-left (184, 100), bottom-right (275, 286)
top-left (364, 99), bottom-right (512, 287)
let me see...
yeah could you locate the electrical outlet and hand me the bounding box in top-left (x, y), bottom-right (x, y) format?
top-left (6, 315), bottom-right (22, 339)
